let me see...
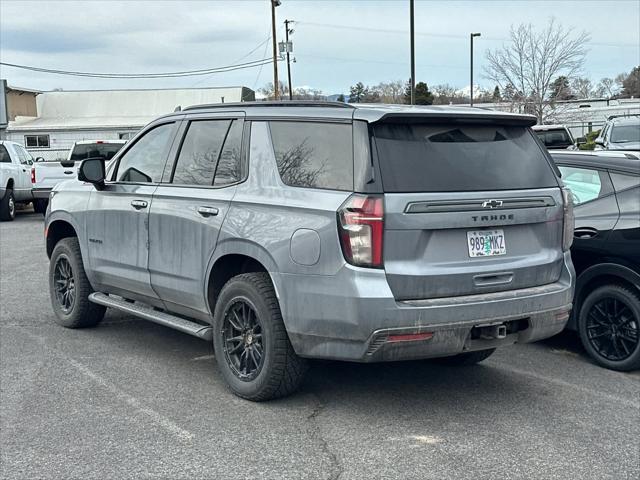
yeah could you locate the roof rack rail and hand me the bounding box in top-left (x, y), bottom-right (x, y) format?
top-left (182, 100), bottom-right (355, 112)
top-left (607, 113), bottom-right (640, 121)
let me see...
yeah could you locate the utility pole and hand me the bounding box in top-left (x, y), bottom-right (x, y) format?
top-left (470, 32), bottom-right (481, 107)
top-left (409, 0), bottom-right (415, 105)
top-left (284, 19), bottom-right (294, 100)
top-left (271, 0), bottom-right (281, 100)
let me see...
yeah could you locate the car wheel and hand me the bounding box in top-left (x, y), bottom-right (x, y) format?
top-left (49, 237), bottom-right (106, 328)
top-left (578, 284), bottom-right (640, 371)
top-left (212, 272), bottom-right (307, 401)
top-left (0, 189), bottom-right (16, 221)
top-left (435, 348), bottom-right (496, 366)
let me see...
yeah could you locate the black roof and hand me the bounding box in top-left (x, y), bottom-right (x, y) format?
top-left (551, 152), bottom-right (640, 175)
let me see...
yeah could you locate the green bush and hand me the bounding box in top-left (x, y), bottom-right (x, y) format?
top-left (578, 129), bottom-right (601, 150)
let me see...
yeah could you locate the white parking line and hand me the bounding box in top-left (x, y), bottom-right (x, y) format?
top-left (488, 361), bottom-right (640, 409)
top-left (18, 327), bottom-right (194, 442)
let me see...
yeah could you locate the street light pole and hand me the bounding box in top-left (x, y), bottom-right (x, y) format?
top-left (271, 0), bottom-right (281, 100)
top-left (470, 32), bottom-right (481, 107)
top-left (284, 19), bottom-right (293, 100)
top-left (409, 0), bottom-right (415, 105)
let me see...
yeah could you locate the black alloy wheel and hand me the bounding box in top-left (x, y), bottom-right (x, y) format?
top-left (53, 255), bottom-right (76, 314)
top-left (585, 297), bottom-right (639, 362)
top-left (222, 298), bottom-right (264, 381)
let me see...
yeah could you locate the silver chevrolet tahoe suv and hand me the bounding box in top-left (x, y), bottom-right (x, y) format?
top-left (45, 102), bottom-right (575, 401)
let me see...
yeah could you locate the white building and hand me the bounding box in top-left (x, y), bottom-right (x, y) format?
top-left (5, 86), bottom-right (254, 160)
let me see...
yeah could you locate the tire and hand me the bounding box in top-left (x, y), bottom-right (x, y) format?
top-left (49, 237), bottom-right (106, 328)
top-left (212, 272), bottom-right (307, 401)
top-left (33, 199), bottom-right (48, 215)
top-left (578, 284), bottom-right (640, 371)
top-left (435, 348), bottom-right (496, 366)
top-left (0, 189), bottom-right (15, 221)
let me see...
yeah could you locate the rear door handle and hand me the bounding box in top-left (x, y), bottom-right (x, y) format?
top-left (574, 227), bottom-right (598, 239)
top-left (131, 200), bottom-right (148, 210)
top-left (197, 206), bottom-right (219, 217)
top-left (64, 170), bottom-right (74, 175)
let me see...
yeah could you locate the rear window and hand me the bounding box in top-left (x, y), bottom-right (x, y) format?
top-left (373, 123), bottom-right (559, 192)
top-left (269, 121), bottom-right (353, 191)
top-left (534, 129), bottom-right (573, 148)
top-left (70, 143), bottom-right (124, 161)
top-left (610, 124), bottom-right (640, 144)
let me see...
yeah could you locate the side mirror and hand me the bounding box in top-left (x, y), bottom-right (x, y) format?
top-left (576, 137), bottom-right (587, 145)
top-left (594, 138), bottom-right (605, 146)
top-left (78, 158), bottom-right (106, 190)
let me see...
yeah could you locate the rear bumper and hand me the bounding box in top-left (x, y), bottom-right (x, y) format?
top-left (32, 188), bottom-right (52, 199)
top-left (276, 251), bottom-right (575, 362)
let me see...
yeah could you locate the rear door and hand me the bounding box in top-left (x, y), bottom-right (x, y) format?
top-left (86, 121), bottom-right (179, 299)
top-left (372, 121), bottom-right (564, 300)
top-left (148, 113), bottom-right (245, 314)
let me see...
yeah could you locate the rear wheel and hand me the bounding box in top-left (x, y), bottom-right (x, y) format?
top-left (435, 348), bottom-right (496, 366)
top-left (212, 272), bottom-right (307, 401)
top-left (578, 285), bottom-right (640, 371)
top-left (0, 189), bottom-right (15, 221)
top-left (33, 198), bottom-right (48, 215)
top-left (49, 237), bottom-right (106, 328)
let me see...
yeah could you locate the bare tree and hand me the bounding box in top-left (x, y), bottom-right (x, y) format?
top-left (595, 77), bottom-right (619, 98)
top-left (432, 84), bottom-right (464, 105)
top-left (572, 77), bottom-right (595, 99)
top-left (375, 80), bottom-right (405, 104)
top-left (485, 19), bottom-right (590, 123)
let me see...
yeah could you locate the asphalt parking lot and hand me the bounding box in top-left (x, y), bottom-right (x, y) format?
top-left (1, 210), bottom-right (639, 480)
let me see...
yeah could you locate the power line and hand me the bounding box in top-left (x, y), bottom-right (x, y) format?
top-left (297, 21), bottom-right (640, 47)
top-left (0, 57), bottom-right (280, 79)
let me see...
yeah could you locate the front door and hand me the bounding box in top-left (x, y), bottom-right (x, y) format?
top-left (148, 115), bottom-right (245, 314)
top-left (86, 121), bottom-right (179, 300)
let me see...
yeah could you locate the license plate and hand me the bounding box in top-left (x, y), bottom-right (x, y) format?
top-left (467, 229), bottom-right (506, 257)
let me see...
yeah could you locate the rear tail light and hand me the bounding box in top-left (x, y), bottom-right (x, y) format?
top-left (31, 167), bottom-right (36, 184)
top-left (337, 194), bottom-right (384, 268)
top-left (561, 187), bottom-right (574, 251)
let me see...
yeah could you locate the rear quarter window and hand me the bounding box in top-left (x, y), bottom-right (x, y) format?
top-left (373, 123), bottom-right (559, 192)
top-left (269, 121), bottom-right (353, 191)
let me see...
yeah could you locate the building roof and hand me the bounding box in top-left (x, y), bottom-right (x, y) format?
top-left (6, 86), bottom-right (254, 132)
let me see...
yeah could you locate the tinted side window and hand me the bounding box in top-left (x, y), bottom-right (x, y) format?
top-left (269, 122), bottom-right (353, 191)
top-left (0, 145), bottom-right (10, 163)
top-left (558, 166), bottom-right (608, 205)
top-left (214, 120), bottom-right (243, 187)
top-left (116, 123), bottom-right (175, 183)
top-left (172, 120), bottom-right (231, 185)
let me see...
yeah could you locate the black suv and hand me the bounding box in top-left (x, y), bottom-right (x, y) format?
top-left (552, 151), bottom-right (640, 370)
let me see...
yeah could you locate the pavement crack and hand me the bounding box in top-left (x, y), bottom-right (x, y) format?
top-left (306, 392), bottom-right (343, 480)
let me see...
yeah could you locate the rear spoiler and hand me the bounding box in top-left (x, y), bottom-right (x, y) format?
top-left (369, 112), bottom-right (537, 127)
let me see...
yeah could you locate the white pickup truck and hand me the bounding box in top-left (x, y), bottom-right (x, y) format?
top-left (32, 140), bottom-right (126, 213)
top-left (0, 140), bottom-right (37, 221)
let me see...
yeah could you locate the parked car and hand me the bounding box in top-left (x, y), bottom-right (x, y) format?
top-left (594, 114), bottom-right (640, 151)
top-left (532, 124), bottom-right (577, 150)
top-left (45, 102), bottom-right (575, 400)
top-left (552, 151), bottom-right (640, 370)
top-left (32, 140), bottom-right (126, 214)
top-left (0, 140), bottom-right (38, 221)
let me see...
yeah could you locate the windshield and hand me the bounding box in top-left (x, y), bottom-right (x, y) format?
top-left (70, 143), bottom-right (124, 161)
top-left (610, 124), bottom-right (640, 144)
top-left (373, 123), bottom-right (559, 192)
top-left (534, 129), bottom-right (573, 148)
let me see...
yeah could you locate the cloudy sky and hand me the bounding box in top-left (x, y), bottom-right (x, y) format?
top-left (1, 0), bottom-right (638, 95)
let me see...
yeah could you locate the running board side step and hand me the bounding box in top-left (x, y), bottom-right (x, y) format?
top-left (89, 292), bottom-right (213, 341)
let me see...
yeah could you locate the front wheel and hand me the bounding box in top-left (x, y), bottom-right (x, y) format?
top-left (212, 272), bottom-right (307, 401)
top-left (49, 237), bottom-right (106, 328)
top-left (578, 285), bottom-right (640, 371)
